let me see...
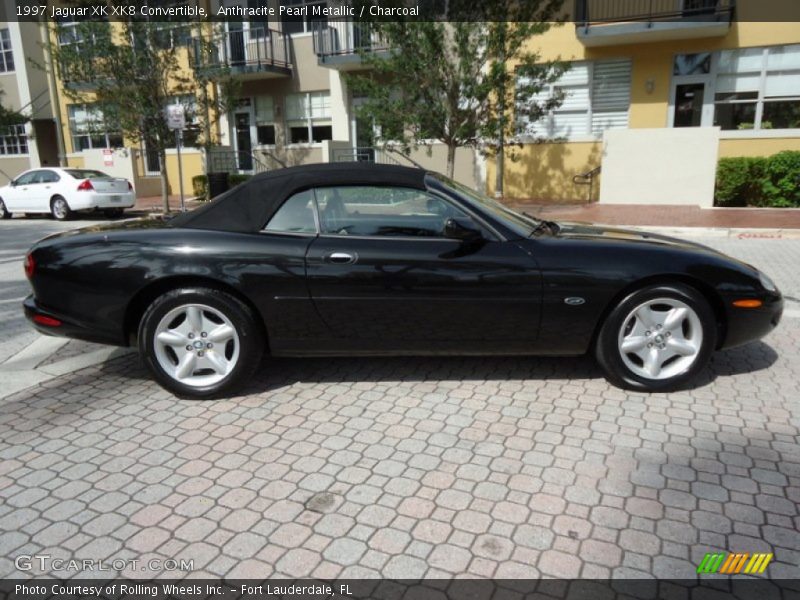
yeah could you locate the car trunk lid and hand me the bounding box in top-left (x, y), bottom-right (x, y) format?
top-left (88, 177), bottom-right (129, 193)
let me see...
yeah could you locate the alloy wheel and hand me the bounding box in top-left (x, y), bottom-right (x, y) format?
top-left (52, 198), bottom-right (69, 220)
top-left (617, 297), bottom-right (703, 380)
top-left (153, 303), bottom-right (240, 388)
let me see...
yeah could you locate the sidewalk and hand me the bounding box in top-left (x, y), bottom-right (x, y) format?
top-left (133, 194), bottom-right (204, 214)
top-left (511, 202), bottom-right (800, 229)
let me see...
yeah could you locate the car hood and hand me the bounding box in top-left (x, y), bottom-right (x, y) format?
top-left (553, 221), bottom-right (719, 254)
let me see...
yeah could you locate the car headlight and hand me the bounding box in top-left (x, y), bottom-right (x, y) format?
top-left (759, 271), bottom-right (778, 293)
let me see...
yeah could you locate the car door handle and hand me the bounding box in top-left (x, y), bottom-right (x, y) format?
top-left (326, 252), bottom-right (357, 264)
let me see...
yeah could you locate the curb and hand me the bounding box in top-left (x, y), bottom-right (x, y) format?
top-left (0, 344), bottom-right (135, 403)
top-left (594, 225), bottom-right (800, 239)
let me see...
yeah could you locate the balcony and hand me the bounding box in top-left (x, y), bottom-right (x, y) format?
top-left (312, 20), bottom-right (390, 70)
top-left (575, 0), bottom-right (735, 47)
top-left (193, 28), bottom-right (291, 79)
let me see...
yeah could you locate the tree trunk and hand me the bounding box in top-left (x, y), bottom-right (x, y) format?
top-left (494, 23), bottom-right (507, 199)
top-left (495, 141), bottom-right (504, 199)
top-left (446, 143), bottom-right (456, 180)
top-left (159, 148), bottom-right (170, 213)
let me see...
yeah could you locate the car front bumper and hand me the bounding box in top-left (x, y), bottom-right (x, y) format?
top-left (720, 292), bottom-right (783, 350)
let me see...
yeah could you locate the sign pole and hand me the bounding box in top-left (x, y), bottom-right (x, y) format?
top-left (166, 103), bottom-right (187, 213)
top-left (176, 129), bottom-right (185, 213)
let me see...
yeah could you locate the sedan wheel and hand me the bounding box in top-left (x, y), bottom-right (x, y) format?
top-left (50, 196), bottom-right (72, 221)
top-left (138, 288), bottom-right (263, 399)
top-left (596, 284), bottom-right (716, 392)
top-left (0, 198), bottom-right (10, 219)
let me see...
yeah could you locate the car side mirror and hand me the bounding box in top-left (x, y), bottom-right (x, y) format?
top-left (444, 217), bottom-right (483, 242)
top-left (9, 180), bottom-right (16, 187)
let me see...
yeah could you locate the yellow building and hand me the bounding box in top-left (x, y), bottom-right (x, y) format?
top-left (40, 1), bottom-right (800, 204)
top-left (491, 1), bottom-right (800, 201)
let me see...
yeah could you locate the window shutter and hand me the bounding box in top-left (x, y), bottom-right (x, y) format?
top-left (591, 59), bottom-right (631, 134)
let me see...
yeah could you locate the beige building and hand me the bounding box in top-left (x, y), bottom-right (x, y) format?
top-left (0, 12), bottom-right (60, 186)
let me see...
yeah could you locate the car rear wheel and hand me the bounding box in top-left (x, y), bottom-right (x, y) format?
top-left (50, 196), bottom-right (72, 221)
top-left (138, 287), bottom-right (264, 399)
top-left (0, 198), bottom-right (10, 219)
top-left (595, 284), bottom-right (716, 392)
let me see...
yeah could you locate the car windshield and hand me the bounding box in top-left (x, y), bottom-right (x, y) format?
top-left (431, 173), bottom-right (542, 236)
top-left (64, 169), bottom-right (110, 179)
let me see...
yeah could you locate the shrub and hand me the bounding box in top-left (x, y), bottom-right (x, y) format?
top-left (229, 174), bottom-right (252, 187)
top-left (715, 158), bottom-right (754, 207)
top-left (192, 174), bottom-right (207, 200)
top-left (715, 151), bottom-right (799, 208)
top-left (760, 150), bottom-right (800, 208)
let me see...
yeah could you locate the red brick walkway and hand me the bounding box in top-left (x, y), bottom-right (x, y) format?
top-left (134, 194), bottom-right (800, 230)
top-left (510, 203), bottom-right (800, 229)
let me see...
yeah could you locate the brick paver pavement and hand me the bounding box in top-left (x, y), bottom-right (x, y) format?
top-left (0, 236), bottom-right (798, 580)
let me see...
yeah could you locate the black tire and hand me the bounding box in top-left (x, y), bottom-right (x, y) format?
top-left (0, 198), bottom-right (10, 219)
top-left (138, 287), bottom-right (264, 399)
top-left (50, 196), bottom-right (73, 221)
top-left (104, 208), bottom-right (124, 218)
top-left (595, 283), bottom-right (716, 392)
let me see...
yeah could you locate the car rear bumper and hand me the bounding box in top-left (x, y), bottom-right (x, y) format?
top-left (720, 293), bottom-right (783, 350)
top-left (24, 295), bottom-right (123, 346)
top-left (69, 192), bottom-right (135, 211)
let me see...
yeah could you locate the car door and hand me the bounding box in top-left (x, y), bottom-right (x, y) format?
top-left (37, 170), bottom-right (61, 210)
top-left (3, 171), bottom-right (39, 212)
top-left (304, 185), bottom-right (542, 353)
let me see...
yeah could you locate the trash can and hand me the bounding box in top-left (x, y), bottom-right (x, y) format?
top-left (207, 172), bottom-right (229, 200)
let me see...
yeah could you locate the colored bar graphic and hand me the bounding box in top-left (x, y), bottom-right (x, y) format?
top-left (698, 552), bottom-right (773, 575)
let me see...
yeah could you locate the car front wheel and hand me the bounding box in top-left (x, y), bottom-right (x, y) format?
top-left (50, 196), bottom-right (72, 221)
top-left (595, 284), bottom-right (716, 392)
top-left (0, 198), bottom-right (10, 219)
top-left (138, 288), bottom-right (264, 399)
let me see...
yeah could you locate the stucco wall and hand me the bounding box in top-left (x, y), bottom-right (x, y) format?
top-left (491, 22), bottom-right (800, 200)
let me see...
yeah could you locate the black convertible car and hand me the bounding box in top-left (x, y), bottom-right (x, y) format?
top-left (24, 164), bottom-right (782, 399)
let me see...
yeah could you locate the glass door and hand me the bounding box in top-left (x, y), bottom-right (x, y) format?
top-left (234, 111), bottom-right (254, 171)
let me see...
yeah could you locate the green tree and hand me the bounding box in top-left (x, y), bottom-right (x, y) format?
top-left (0, 90), bottom-right (27, 129)
top-left (50, 18), bottom-right (239, 212)
top-left (346, 1), bottom-right (567, 195)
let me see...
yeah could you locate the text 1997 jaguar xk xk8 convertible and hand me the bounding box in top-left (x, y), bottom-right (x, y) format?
top-left (23, 164), bottom-right (782, 399)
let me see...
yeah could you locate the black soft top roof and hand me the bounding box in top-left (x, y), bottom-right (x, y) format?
top-left (169, 162), bottom-right (428, 233)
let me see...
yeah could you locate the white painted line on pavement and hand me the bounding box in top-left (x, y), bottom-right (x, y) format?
top-left (0, 296), bottom-right (26, 305)
top-left (1, 335), bottom-right (69, 369)
top-left (783, 309), bottom-right (800, 319)
top-left (37, 346), bottom-right (135, 377)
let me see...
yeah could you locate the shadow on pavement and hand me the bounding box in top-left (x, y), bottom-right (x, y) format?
top-left (87, 340), bottom-right (779, 399)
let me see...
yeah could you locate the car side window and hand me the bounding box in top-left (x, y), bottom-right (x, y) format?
top-left (15, 172), bottom-right (38, 185)
top-left (39, 170), bottom-right (60, 183)
top-left (315, 186), bottom-right (469, 238)
top-left (263, 190), bottom-right (317, 234)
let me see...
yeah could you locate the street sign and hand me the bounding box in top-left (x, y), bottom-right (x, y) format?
top-left (102, 149), bottom-right (113, 166)
top-left (165, 104), bottom-right (186, 130)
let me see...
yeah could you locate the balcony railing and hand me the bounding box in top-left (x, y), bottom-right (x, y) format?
top-left (574, 0), bottom-right (735, 25)
top-left (193, 28), bottom-right (291, 75)
top-left (312, 19), bottom-right (389, 65)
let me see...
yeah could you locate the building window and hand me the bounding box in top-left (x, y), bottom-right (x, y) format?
top-left (281, 0), bottom-right (327, 35)
top-left (285, 91), bottom-right (332, 144)
top-left (517, 59), bottom-right (631, 140)
top-left (714, 45), bottom-right (800, 131)
top-left (0, 29), bottom-right (14, 72)
top-left (67, 104), bottom-right (122, 151)
top-left (0, 125), bottom-right (27, 155)
top-left (255, 95), bottom-right (276, 145)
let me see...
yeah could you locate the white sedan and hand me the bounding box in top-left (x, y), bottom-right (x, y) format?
top-left (0, 167), bottom-right (135, 221)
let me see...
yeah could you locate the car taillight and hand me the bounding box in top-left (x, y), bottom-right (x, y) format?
top-left (24, 253), bottom-right (35, 278)
top-left (127, 181), bottom-right (133, 191)
top-left (77, 179), bottom-right (94, 191)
